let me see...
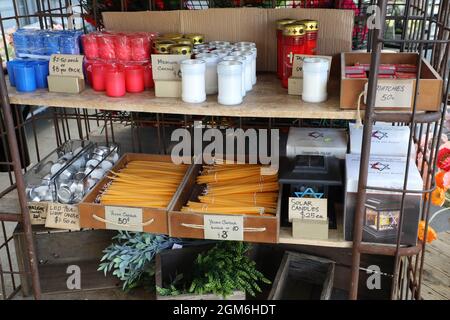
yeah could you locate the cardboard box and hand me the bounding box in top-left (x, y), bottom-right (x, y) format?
top-left (154, 80), bottom-right (182, 98)
top-left (349, 122), bottom-right (414, 158)
top-left (47, 75), bottom-right (85, 93)
top-left (340, 52), bottom-right (443, 111)
top-left (103, 8), bottom-right (353, 72)
top-left (292, 218), bottom-right (329, 240)
top-left (286, 127), bottom-right (348, 159)
top-left (344, 154), bottom-right (423, 246)
top-left (79, 153), bottom-right (190, 234)
top-left (288, 77), bottom-right (303, 95)
top-left (151, 54), bottom-right (186, 81)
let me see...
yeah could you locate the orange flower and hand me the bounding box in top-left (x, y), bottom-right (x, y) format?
top-left (435, 171), bottom-right (446, 189)
top-left (418, 220), bottom-right (438, 243)
top-left (430, 187), bottom-right (445, 206)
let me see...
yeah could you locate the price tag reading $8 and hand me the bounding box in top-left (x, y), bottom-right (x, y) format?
top-left (203, 215), bottom-right (244, 241)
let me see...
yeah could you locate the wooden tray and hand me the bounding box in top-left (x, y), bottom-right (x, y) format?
top-left (168, 164), bottom-right (281, 243)
top-left (78, 153), bottom-right (190, 234)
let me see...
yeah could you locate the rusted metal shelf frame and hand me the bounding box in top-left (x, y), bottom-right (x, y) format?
top-left (350, 0), bottom-right (450, 300)
top-left (0, 0), bottom-right (448, 300)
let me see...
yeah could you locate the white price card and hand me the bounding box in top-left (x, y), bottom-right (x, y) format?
top-left (104, 206), bottom-right (143, 232)
top-left (203, 215), bottom-right (244, 241)
top-left (288, 197), bottom-right (327, 222)
top-left (28, 202), bottom-right (48, 225)
top-left (364, 79), bottom-right (414, 109)
top-left (45, 203), bottom-right (80, 230)
top-left (49, 54), bottom-right (84, 78)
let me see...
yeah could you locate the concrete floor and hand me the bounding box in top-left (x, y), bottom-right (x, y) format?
top-left (0, 108), bottom-right (449, 300)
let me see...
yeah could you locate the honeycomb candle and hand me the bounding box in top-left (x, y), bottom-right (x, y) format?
top-left (180, 59), bottom-right (206, 103)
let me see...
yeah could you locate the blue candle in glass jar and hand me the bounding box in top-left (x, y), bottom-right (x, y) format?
top-left (33, 60), bottom-right (49, 88)
top-left (14, 62), bottom-right (37, 92)
top-left (6, 60), bottom-right (19, 86)
top-left (12, 30), bottom-right (30, 56)
top-left (28, 30), bottom-right (45, 55)
top-left (43, 31), bottom-right (60, 55)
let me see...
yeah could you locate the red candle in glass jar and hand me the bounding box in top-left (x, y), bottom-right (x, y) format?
top-left (91, 62), bottom-right (106, 91)
top-left (81, 33), bottom-right (99, 59)
top-left (125, 64), bottom-right (145, 93)
top-left (281, 23), bottom-right (306, 88)
top-left (114, 33), bottom-right (131, 62)
top-left (97, 33), bottom-right (116, 60)
top-left (276, 19), bottom-right (296, 79)
top-left (130, 34), bottom-right (150, 61)
top-left (143, 63), bottom-right (154, 89)
top-left (105, 65), bottom-right (126, 97)
top-left (84, 61), bottom-right (93, 86)
top-left (301, 19), bottom-right (318, 55)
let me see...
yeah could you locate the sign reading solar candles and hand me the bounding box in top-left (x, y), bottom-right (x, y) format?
top-left (288, 189), bottom-right (328, 222)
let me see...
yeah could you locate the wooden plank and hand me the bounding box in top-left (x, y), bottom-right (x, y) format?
top-left (7, 74), bottom-right (358, 120)
top-left (42, 287), bottom-right (154, 300)
top-left (278, 227), bottom-right (352, 248)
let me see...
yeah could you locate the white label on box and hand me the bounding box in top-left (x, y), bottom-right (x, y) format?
top-left (288, 197), bottom-right (327, 222)
top-left (203, 214), bottom-right (243, 241)
top-left (364, 79), bottom-right (414, 109)
top-left (28, 202), bottom-right (48, 225)
top-left (104, 206), bottom-right (143, 232)
top-left (45, 203), bottom-right (80, 230)
top-left (151, 55), bottom-right (186, 81)
top-left (49, 54), bottom-right (84, 78)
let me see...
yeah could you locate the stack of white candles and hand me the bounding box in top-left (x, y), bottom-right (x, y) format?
top-left (180, 41), bottom-right (257, 106)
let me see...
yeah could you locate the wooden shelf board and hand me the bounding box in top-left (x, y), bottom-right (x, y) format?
top-left (278, 226), bottom-right (352, 248)
top-left (7, 73), bottom-right (358, 120)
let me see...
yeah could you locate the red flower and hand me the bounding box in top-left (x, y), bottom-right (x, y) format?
top-left (437, 147), bottom-right (450, 171)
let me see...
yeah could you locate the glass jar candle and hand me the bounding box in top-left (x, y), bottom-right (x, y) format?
top-left (125, 65), bottom-right (145, 93)
top-left (154, 40), bottom-right (176, 54)
top-left (222, 56), bottom-right (246, 97)
top-left (276, 19), bottom-right (296, 79)
top-left (302, 57), bottom-right (329, 103)
top-left (196, 53), bottom-right (219, 95)
top-left (114, 33), bottom-right (131, 62)
top-left (81, 33), bottom-right (99, 59)
top-left (14, 63), bottom-right (36, 92)
top-left (301, 20), bottom-right (319, 55)
top-left (239, 46), bottom-right (257, 85)
top-left (91, 63), bottom-right (106, 91)
top-left (185, 33), bottom-right (204, 46)
top-left (180, 59), bottom-right (206, 103)
top-left (97, 34), bottom-right (116, 60)
top-left (282, 23), bottom-right (306, 88)
top-left (169, 44), bottom-right (193, 56)
top-left (230, 50), bottom-right (253, 92)
top-left (105, 65), bottom-right (126, 97)
top-left (143, 63), bottom-right (154, 89)
top-left (34, 60), bottom-right (49, 89)
top-left (130, 34), bottom-right (150, 61)
top-left (217, 60), bottom-right (243, 106)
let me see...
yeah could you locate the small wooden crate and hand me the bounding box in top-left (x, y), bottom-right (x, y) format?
top-left (268, 251), bottom-right (335, 300)
top-left (168, 164), bottom-right (281, 243)
top-left (155, 245), bottom-right (245, 300)
top-left (79, 153), bottom-right (190, 234)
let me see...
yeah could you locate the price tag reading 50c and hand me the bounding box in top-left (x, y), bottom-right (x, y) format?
top-left (203, 215), bottom-right (244, 241)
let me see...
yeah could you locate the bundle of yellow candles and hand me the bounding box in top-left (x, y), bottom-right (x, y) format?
top-left (181, 163), bottom-right (279, 216)
top-left (98, 160), bottom-right (188, 208)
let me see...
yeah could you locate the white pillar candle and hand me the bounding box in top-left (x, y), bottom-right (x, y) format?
top-left (229, 50), bottom-right (253, 92)
top-left (302, 57), bottom-right (329, 103)
top-left (196, 53), bottom-right (220, 95)
top-left (217, 60), bottom-right (243, 106)
top-left (222, 55), bottom-right (246, 97)
top-left (180, 59), bottom-right (206, 103)
top-left (240, 47), bottom-right (257, 85)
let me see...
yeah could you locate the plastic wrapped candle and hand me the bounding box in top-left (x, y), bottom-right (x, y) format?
top-left (217, 60), bottom-right (243, 106)
top-left (114, 33), bottom-right (131, 62)
top-left (105, 65), bottom-right (126, 97)
top-left (180, 59), bottom-right (206, 103)
top-left (125, 64), bottom-right (145, 93)
top-left (43, 31), bottom-right (61, 55)
top-left (81, 33), bottom-right (99, 59)
top-left (130, 34), bottom-right (150, 61)
top-left (97, 34), bottom-right (116, 60)
top-left (302, 57), bottom-right (329, 103)
top-left (195, 53), bottom-right (219, 95)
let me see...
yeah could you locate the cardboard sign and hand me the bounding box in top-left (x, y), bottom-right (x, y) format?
top-left (151, 55), bottom-right (186, 81)
top-left (104, 206), bottom-right (143, 232)
top-left (204, 214), bottom-right (244, 241)
top-left (292, 54), bottom-right (333, 78)
top-left (45, 203), bottom-right (80, 231)
top-left (28, 202), bottom-right (48, 225)
top-left (49, 54), bottom-right (84, 79)
top-left (288, 197), bottom-right (327, 222)
top-left (364, 79), bottom-right (414, 109)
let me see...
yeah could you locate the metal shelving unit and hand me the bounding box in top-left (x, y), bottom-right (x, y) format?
top-left (0, 0), bottom-right (448, 300)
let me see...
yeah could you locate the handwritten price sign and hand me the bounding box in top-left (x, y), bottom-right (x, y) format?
top-left (49, 54), bottom-right (84, 78)
top-left (288, 197), bottom-right (327, 222)
top-left (204, 215), bottom-right (244, 241)
top-left (364, 79), bottom-right (414, 109)
top-left (105, 206), bottom-right (143, 232)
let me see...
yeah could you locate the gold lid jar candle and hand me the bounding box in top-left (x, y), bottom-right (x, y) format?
top-left (298, 19), bottom-right (318, 55)
top-left (180, 59), bottom-right (206, 103)
top-left (169, 44), bottom-right (193, 56)
top-left (175, 38), bottom-right (194, 46)
top-left (281, 23), bottom-right (306, 88)
top-left (276, 19), bottom-right (296, 79)
top-left (154, 39), bottom-right (176, 54)
top-left (217, 60), bottom-right (243, 106)
top-left (196, 52), bottom-right (220, 95)
top-left (185, 33), bottom-right (205, 45)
